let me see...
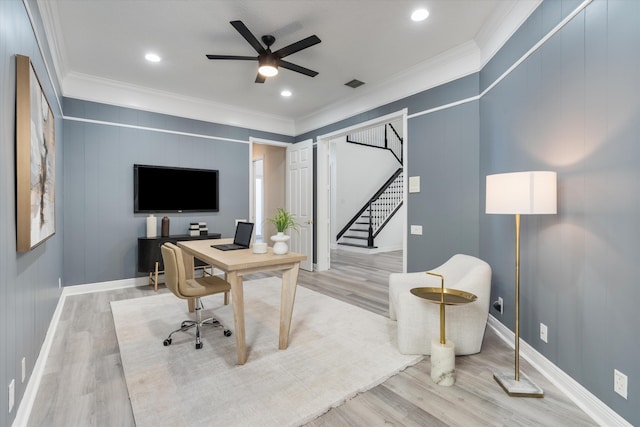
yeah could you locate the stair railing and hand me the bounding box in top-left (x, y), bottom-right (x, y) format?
top-left (337, 168), bottom-right (404, 244)
top-left (347, 123), bottom-right (403, 164)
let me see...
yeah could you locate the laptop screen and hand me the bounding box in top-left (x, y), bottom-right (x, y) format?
top-left (233, 222), bottom-right (254, 247)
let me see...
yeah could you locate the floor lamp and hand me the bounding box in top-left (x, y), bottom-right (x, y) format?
top-left (486, 171), bottom-right (557, 397)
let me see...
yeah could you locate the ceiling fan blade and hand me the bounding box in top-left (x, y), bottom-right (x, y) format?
top-left (278, 60), bottom-right (319, 77)
top-left (206, 54), bottom-right (257, 61)
top-left (230, 20), bottom-right (265, 54)
top-left (274, 35), bottom-right (321, 58)
top-left (255, 73), bottom-right (266, 84)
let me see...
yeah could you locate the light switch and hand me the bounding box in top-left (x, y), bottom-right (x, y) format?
top-left (409, 176), bottom-right (420, 193)
top-left (410, 225), bottom-right (423, 235)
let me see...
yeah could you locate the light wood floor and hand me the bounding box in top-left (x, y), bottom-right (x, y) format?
top-left (27, 249), bottom-right (597, 426)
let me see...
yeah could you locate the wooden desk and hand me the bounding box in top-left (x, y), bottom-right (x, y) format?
top-left (177, 238), bottom-right (307, 365)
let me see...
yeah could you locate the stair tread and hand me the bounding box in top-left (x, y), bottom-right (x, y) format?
top-left (337, 242), bottom-right (378, 249)
top-left (343, 235), bottom-right (368, 240)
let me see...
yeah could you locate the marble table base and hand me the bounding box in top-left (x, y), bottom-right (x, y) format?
top-left (431, 339), bottom-right (455, 386)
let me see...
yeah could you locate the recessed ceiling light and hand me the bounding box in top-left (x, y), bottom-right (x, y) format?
top-left (281, 90), bottom-right (292, 97)
top-left (411, 8), bottom-right (429, 22)
top-left (145, 53), bottom-right (161, 62)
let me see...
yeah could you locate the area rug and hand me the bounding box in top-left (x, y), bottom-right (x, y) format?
top-left (111, 277), bottom-right (422, 427)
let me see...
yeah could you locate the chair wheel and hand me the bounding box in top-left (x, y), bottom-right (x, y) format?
top-left (195, 342), bottom-right (203, 349)
top-left (163, 338), bottom-right (172, 346)
top-left (224, 330), bottom-right (232, 337)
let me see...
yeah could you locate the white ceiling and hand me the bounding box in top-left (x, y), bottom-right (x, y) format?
top-left (37, 0), bottom-right (539, 135)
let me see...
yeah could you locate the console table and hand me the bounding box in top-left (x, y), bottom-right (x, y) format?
top-left (137, 233), bottom-right (221, 291)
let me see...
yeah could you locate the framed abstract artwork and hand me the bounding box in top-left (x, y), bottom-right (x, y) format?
top-left (16, 54), bottom-right (56, 252)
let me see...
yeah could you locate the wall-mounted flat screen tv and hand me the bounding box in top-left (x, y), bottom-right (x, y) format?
top-left (134, 164), bottom-right (219, 213)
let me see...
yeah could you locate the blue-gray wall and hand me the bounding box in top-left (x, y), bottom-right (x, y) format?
top-left (61, 98), bottom-right (293, 285)
top-left (480, 0), bottom-right (638, 422)
top-left (2, 0), bottom-right (638, 425)
top-left (0, 1), bottom-right (64, 426)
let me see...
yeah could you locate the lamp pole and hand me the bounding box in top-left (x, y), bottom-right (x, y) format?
top-left (514, 213), bottom-right (520, 381)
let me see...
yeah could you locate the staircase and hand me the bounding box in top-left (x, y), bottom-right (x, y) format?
top-left (336, 119), bottom-right (404, 250)
top-left (337, 168), bottom-right (404, 249)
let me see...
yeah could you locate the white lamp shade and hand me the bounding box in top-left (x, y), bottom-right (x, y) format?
top-left (486, 171), bottom-right (557, 215)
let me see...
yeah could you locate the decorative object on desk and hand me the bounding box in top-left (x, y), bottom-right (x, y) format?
top-left (111, 277), bottom-right (421, 427)
top-left (146, 214), bottom-right (157, 238)
top-left (15, 55), bottom-right (56, 252)
top-left (252, 241), bottom-right (267, 254)
top-left (161, 216), bottom-right (170, 237)
top-left (268, 207), bottom-right (298, 255)
top-left (486, 170), bottom-right (557, 398)
top-left (270, 232), bottom-right (290, 255)
top-left (189, 221), bottom-right (208, 236)
top-left (410, 273), bottom-right (477, 386)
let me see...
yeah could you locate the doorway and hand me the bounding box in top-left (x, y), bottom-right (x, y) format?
top-left (249, 137), bottom-right (313, 271)
top-left (316, 109), bottom-right (408, 273)
top-left (250, 141), bottom-right (286, 241)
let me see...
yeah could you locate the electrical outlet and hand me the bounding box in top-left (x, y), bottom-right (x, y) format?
top-left (540, 323), bottom-right (548, 343)
top-left (498, 297), bottom-right (504, 315)
top-left (614, 369), bottom-right (628, 399)
top-left (410, 225), bottom-right (423, 235)
top-left (9, 379), bottom-right (15, 413)
top-left (21, 357), bottom-right (26, 383)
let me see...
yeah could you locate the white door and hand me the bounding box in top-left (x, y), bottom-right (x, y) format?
top-left (287, 139), bottom-right (313, 271)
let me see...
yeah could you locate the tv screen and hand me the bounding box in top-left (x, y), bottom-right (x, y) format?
top-left (134, 164), bottom-right (219, 213)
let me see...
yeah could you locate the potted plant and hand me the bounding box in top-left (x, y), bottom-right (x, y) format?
top-left (268, 207), bottom-right (298, 233)
top-left (267, 208), bottom-right (297, 254)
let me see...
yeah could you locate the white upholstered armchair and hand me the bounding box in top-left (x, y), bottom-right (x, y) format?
top-left (389, 254), bottom-right (492, 355)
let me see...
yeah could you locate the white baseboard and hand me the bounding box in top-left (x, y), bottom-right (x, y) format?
top-left (12, 276), bottom-right (152, 427)
top-left (61, 276), bottom-right (148, 296)
top-left (487, 315), bottom-right (631, 427)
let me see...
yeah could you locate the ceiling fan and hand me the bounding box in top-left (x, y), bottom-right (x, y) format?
top-left (206, 20), bottom-right (321, 83)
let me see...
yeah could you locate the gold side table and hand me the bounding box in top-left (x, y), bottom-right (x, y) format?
top-left (411, 272), bottom-right (477, 386)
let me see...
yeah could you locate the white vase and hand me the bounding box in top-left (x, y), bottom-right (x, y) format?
top-left (271, 232), bottom-right (290, 255)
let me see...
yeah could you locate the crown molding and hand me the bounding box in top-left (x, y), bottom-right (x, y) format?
top-left (36, 0), bottom-right (67, 89)
top-left (38, 1), bottom-right (539, 138)
top-left (294, 40), bottom-right (481, 135)
top-left (475, 0), bottom-right (542, 67)
top-left (295, 1), bottom-right (541, 135)
top-left (62, 71), bottom-right (296, 136)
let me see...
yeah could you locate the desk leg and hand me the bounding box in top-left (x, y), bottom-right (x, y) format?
top-left (228, 271), bottom-right (246, 364)
top-left (279, 262), bottom-right (300, 350)
top-left (182, 251), bottom-right (196, 313)
top-left (154, 262), bottom-right (159, 292)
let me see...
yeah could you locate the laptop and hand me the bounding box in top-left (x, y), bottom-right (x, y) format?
top-left (212, 221), bottom-right (254, 251)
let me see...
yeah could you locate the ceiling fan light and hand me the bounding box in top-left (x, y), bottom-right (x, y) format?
top-left (258, 64), bottom-right (278, 77)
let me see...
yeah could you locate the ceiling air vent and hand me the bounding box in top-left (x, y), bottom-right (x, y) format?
top-left (345, 79), bottom-right (365, 89)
